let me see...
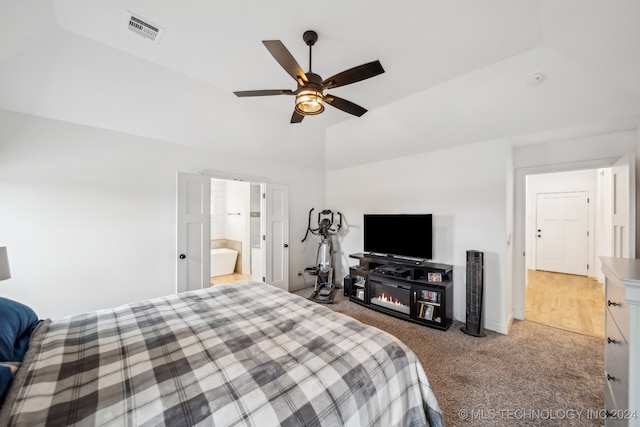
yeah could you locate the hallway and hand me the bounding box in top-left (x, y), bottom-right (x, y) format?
top-left (525, 270), bottom-right (605, 338)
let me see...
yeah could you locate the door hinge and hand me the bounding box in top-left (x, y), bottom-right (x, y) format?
top-left (523, 252), bottom-right (525, 257)
top-left (262, 276), bottom-right (266, 282)
top-left (262, 192), bottom-right (266, 199)
top-left (587, 197), bottom-right (590, 203)
top-left (587, 264), bottom-right (589, 270)
top-left (262, 235), bottom-right (265, 241)
top-left (587, 231), bottom-right (589, 236)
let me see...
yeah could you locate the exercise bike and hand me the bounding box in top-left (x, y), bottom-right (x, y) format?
top-left (301, 208), bottom-right (343, 304)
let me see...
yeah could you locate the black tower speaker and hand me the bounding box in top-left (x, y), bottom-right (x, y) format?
top-left (461, 250), bottom-right (486, 337)
top-left (343, 275), bottom-right (352, 296)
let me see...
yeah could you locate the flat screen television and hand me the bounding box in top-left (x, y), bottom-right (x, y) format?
top-left (364, 214), bottom-right (432, 260)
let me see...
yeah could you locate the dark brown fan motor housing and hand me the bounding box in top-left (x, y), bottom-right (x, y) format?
top-left (234, 30), bottom-right (385, 124)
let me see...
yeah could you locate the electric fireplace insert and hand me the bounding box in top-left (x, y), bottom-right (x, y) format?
top-left (369, 277), bottom-right (411, 315)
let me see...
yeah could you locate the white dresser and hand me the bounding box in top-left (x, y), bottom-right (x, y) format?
top-left (601, 257), bottom-right (640, 427)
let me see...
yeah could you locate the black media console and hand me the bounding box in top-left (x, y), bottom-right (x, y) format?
top-left (348, 253), bottom-right (453, 330)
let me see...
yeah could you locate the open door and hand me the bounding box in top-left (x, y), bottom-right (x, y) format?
top-left (176, 172), bottom-right (211, 293)
top-left (263, 183), bottom-right (289, 291)
top-left (611, 152), bottom-right (636, 258)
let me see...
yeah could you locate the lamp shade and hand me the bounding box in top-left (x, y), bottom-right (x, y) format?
top-left (0, 247), bottom-right (10, 281)
top-left (295, 90), bottom-right (325, 115)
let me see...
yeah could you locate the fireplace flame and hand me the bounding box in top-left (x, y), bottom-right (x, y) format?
top-left (378, 292), bottom-right (405, 307)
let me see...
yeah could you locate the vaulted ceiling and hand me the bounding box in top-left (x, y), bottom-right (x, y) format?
top-left (1, 1), bottom-right (639, 169)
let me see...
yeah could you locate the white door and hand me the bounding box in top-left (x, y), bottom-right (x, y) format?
top-left (263, 183), bottom-right (289, 291)
top-left (612, 152), bottom-right (636, 258)
top-left (176, 172), bottom-right (211, 293)
top-left (535, 192), bottom-right (588, 276)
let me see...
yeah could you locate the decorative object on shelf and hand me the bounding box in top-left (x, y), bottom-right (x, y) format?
top-left (0, 247), bottom-right (10, 281)
top-left (427, 272), bottom-right (442, 282)
top-left (461, 250), bottom-right (486, 337)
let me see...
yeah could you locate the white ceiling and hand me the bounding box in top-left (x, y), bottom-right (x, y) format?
top-left (1, 0), bottom-right (639, 169)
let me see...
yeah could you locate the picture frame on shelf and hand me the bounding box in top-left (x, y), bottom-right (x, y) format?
top-left (427, 272), bottom-right (442, 282)
top-left (423, 304), bottom-right (434, 320)
top-left (420, 290), bottom-right (439, 303)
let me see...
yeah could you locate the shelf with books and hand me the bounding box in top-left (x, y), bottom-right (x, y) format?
top-left (348, 267), bottom-right (369, 304)
top-left (419, 289), bottom-right (440, 305)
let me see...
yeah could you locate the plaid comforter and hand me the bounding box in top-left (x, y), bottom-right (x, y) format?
top-left (2, 282), bottom-right (444, 427)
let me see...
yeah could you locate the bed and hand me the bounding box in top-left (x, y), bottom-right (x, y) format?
top-left (0, 282), bottom-right (444, 426)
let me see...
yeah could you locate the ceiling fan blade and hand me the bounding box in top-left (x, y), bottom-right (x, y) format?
top-left (322, 60), bottom-right (385, 89)
top-left (263, 40), bottom-right (308, 84)
top-left (325, 95), bottom-right (367, 117)
top-left (291, 110), bottom-right (304, 124)
top-left (234, 89), bottom-right (294, 97)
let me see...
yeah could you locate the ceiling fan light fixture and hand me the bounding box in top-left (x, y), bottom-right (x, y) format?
top-left (234, 30), bottom-right (384, 123)
top-left (295, 90), bottom-right (324, 115)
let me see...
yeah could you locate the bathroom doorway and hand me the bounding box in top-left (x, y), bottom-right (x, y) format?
top-left (209, 178), bottom-right (263, 286)
top-left (176, 171), bottom-right (289, 293)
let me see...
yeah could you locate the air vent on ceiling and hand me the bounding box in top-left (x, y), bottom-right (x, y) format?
top-left (126, 11), bottom-right (163, 42)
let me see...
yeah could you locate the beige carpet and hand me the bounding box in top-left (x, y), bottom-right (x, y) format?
top-left (297, 287), bottom-right (605, 426)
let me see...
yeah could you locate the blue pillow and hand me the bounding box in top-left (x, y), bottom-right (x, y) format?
top-left (0, 364), bottom-right (15, 407)
top-left (0, 297), bottom-right (39, 362)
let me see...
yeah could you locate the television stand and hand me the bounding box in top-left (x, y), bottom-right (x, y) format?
top-left (348, 253), bottom-right (453, 330)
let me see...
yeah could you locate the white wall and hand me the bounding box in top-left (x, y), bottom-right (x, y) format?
top-left (224, 180), bottom-right (250, 274)
top-left (637, 126), bottom-right (640, 256)
top-left (0, 109), bottom-right (324, 319)
top-left (210, 180), bottom-right (225, 240)
top-left (326, 138), bottom-right (510, 334)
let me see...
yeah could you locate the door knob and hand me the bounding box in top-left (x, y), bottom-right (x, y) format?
top-left (283, 244), bottom-right (289, 248)
top-left (179, 254), bottom-right (186, 259)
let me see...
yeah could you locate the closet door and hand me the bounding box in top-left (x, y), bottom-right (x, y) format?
top-left (176, 172), bottom-right (211, 293)
top-left (263, 183), bottom-right (289, 291)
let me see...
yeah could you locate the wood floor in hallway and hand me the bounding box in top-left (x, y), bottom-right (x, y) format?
top-left (210, 273), bottom-right (252, 286)
top-left (525, 269), bottom-right (605, 338)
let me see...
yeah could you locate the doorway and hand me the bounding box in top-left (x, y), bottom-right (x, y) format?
top-left (513, 153), bottom-right (635, 322)
top-left (209, 178), bottom-right (258, 286)
top-left (176, 172), bottom-right (290, 293)
top-left (524, 170), bottom-right (599, 335)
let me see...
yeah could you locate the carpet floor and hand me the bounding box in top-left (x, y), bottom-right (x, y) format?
top-left (297, 287), bottom-right (605, 426)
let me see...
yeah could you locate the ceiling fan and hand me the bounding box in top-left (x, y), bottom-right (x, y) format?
top-left (234, 30), bottom-right (385, 124)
